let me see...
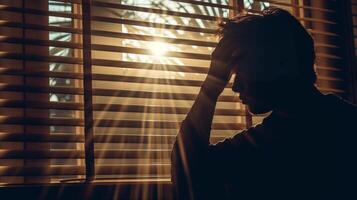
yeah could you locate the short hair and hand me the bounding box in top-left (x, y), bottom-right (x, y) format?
top-left (217, 7), bottom-right (317, 84)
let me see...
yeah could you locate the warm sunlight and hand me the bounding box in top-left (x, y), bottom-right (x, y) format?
top-left (150, 41), bottom-right (169, 56)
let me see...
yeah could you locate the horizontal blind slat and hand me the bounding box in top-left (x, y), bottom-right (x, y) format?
top-left (0, 36), bottom-right (83, 49)
top-left (0, 5), bottom-right (82, 19)
top-left (0, 85), bottom-right (240, 102)
top-left (0, 150), bottom-right (84, 159)
top-left (91, 16), bottom-right (217, 34)
top-left (0, 165), bottom-right (171, 176)
top-left (0, 84), bottom-right (83, 95)
top-left (0, 117), bottom-right (83, 126)
top-left (0, 100), bottom-right (83, 110)
top-left (0, 166), bottom-right (84, 176)
top-left (91, 30), bottom-right (217, 47)
top-left (0, 53), bottom-right (83, 64)
top-left (0, 133), bottom-right (84, 142)
top-left (0, 117), bottom-right (244, 129)
top-left (91, 44), bottom-right (211, 60)
top-left (94, 119), bottom-right (245, 130)
top-left (0, 150), bottom-right (172, 159)
top-left (0, 21), bottom-right (83, 34)
top-left (0, 100), bottom-right (244, 115)
top-left (92, 88), bottom-right (239, 102)
top-left (92, 59), bottom-right (209, 73)
top-left (0, 68), bottom-right (83, 79)
top-left (0, 133), bottom-right (229, 143)
top-left (92, 1), bottom-right (227, 21)
top-left (170, 0), bottom-right (236, 10)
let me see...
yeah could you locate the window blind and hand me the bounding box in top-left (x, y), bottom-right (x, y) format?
top-left (0, 0), bottom-right (352, 185)
top-left (89, 0), bottom-right (243, 182)
top-left (0, 0), bottom-right (85, 184)
top-left (349, 0), bottom-right (357, 102)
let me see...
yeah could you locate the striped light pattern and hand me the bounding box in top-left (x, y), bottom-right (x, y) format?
top-left (0, 0), bottom-right (351, 190)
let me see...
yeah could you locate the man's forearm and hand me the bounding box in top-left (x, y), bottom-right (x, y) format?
top-left (171, 79), bottom-right (220, 200)
top-left (185, 78), bottom-right (220, 144)
top-left (172, 38), bottom-right (235, 199)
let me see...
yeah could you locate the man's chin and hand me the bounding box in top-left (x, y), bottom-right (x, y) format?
top-left (247, 104), bottom-right (272, 115)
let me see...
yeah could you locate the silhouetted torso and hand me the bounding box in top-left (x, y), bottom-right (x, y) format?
top-left (172, 94), bottom-right (357, 200)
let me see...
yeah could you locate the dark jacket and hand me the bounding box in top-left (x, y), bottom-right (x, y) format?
top-left (171, 94), bottom-right (357, 200)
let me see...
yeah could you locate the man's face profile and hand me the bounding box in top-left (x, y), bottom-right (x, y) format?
top-left (229, 40), bottom-right (290, 115)
top-left (227, 27), bottom-right (301, 115)
top-left (232, 72), bottom-right (274, 115)
top-left (217, 9), bottom-right (313, 115)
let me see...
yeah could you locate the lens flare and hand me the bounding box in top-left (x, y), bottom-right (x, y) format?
top-left (150, 41), bottom-right (169, 56)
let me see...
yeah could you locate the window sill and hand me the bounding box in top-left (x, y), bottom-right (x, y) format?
top-left (0, 181), bottom-right (173, 199)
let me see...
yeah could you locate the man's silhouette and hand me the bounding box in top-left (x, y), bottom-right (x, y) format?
top-left (171, 7), bottom-right (357, 200)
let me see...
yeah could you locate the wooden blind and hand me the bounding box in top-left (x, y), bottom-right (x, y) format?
top-left (89, 0), bottom-right (243, 182)
top-left (349, 0), bottom-right (357, 103)
top-left (0, 0), bottom-right (85, 184)
top-left (0, 0), bottom-right (352, 184)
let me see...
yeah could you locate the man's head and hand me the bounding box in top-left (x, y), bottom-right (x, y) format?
top-left (218, 7), bottom-right (316, 114)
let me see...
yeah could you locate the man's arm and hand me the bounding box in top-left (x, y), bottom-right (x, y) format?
top-left (171, 37), bottom-right (238, 200)
top-left (171, 80), bottom-right (224, 200)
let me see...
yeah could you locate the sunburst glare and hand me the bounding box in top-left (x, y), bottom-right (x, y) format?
top-left (150, 41), bottom-right (169, 57)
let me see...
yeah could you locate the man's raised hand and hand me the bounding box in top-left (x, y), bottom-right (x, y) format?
top-left (202, 37), bottom-right (238, 98)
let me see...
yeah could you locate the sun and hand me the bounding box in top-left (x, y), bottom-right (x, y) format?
top-left (150, 41), bottom-right (169, 56)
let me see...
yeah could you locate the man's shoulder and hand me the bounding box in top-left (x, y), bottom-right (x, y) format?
top-left (324, 94), bottom-right (357, 121)
top-left (227, 121), bottom-right (272, 149)
top-left (316, 94), bottom-right (357, 139)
